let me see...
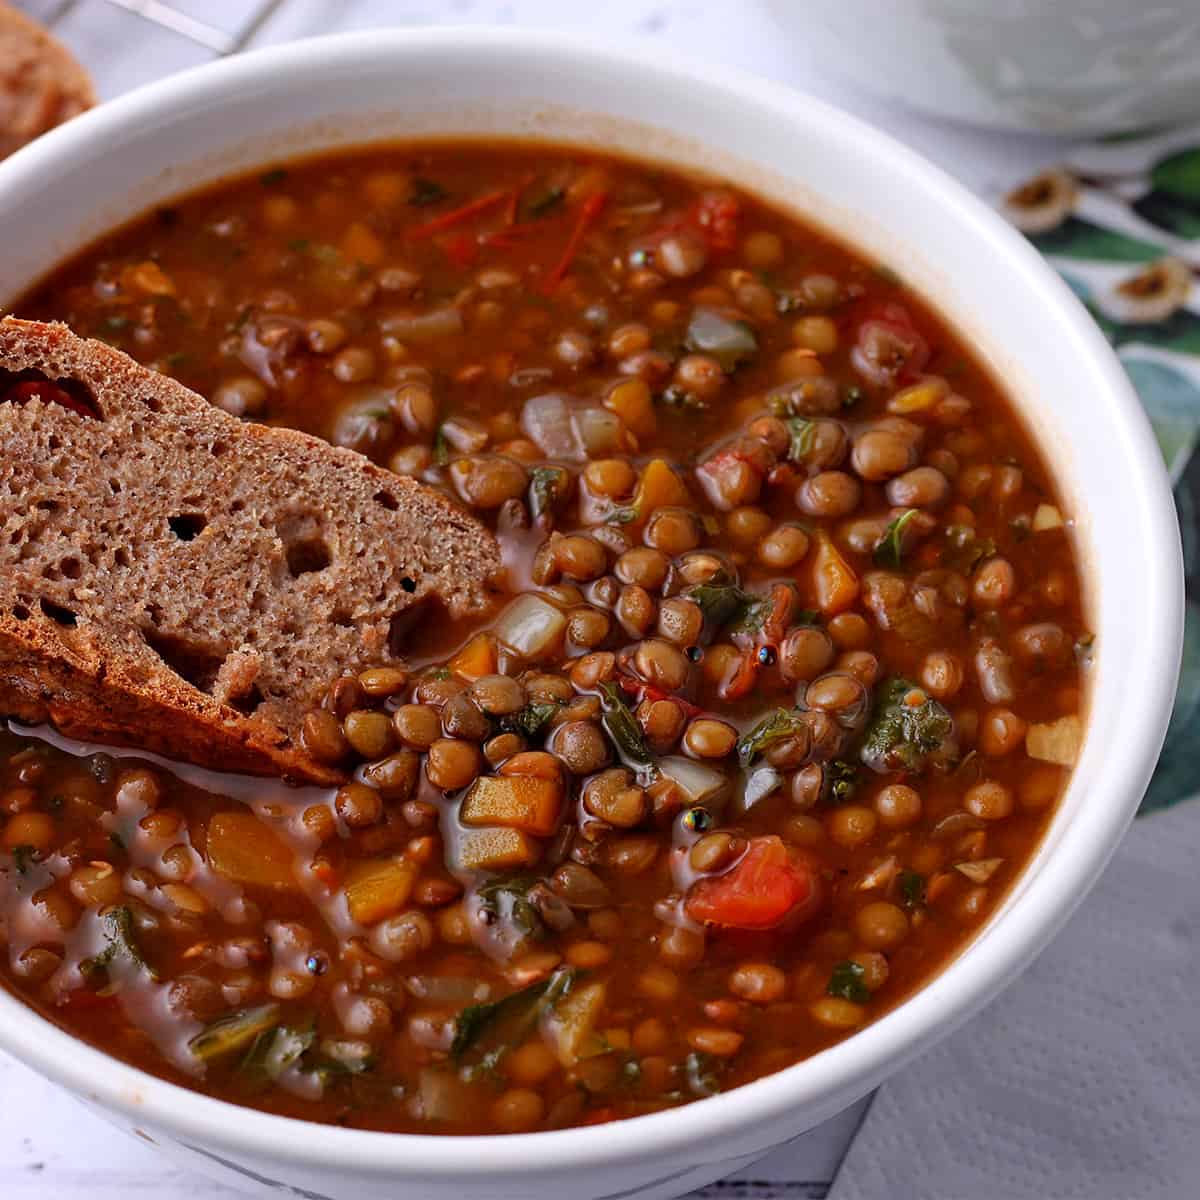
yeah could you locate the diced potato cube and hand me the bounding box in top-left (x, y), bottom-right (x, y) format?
top-left (1026, 715), bottom-right (1082, 766)
top-left (460, 775), bottom-right (562, 836)
top-left (206, 811), bottom-right (297, 891)
top-left (344, 856), bottom-right (418, 925)
top-left (1032, 503), bottom-right (1064, 532)
top-left (545, 980), bottom-right (608, 1066)
top-left (456, 827), bottom-right (540, 871)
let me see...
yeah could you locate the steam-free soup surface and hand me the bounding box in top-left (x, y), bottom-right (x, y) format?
top-left (1, 143), bottom-right (1089, 1133)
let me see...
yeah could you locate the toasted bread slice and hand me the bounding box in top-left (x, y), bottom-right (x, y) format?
top-left (0, 3), bottom-right (94, 160)
top-left (0, 318), bottom-right (501, 783)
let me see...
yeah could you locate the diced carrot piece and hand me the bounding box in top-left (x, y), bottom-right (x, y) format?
top-left (605, 378), bottom-right (657, 439)
top-left (813, 531), bottom-right (859, 615)
top-left (206, 811), bottom-right (298, 891)
top-left (631, 458), bottom-right (691, 522)
top-left (121, 260), bottom-right (175, 297)
top-left (341, 221), bottom-right (386, 266)
top-left (460, 775), bottom-right (562, 836)
top-left (344, 856), bottom-right (418, 925)
top-left (497, 752), bottom-right (562, 780)
top-left (456, 827), bottom-right (540, 871)
top-left (449, 633), bottom-right (497, 681)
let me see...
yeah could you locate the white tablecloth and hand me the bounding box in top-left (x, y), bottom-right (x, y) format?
top-left (1, 2), bottom-right (1076, 1196)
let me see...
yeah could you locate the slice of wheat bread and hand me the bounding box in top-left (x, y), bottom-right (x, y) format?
top-left (0, 317), bottom-right (501, 783)
top-left (0, 2), bottom-right (94, 160)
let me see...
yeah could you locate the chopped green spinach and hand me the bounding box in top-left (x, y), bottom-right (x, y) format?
top-left (859, 677), bottom-right (956, 774)
top-left (827, 960), bottom-right (870, 1003)
top-left (599, 681), bottom-right (654, 768)
top-left (736, 708), bottom-right (807, 768)
top-left (874, 509), bottom-right (920, 568)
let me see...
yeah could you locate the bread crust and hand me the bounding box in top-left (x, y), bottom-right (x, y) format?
top-left (0, 318), bottom-right (502, 783)
top-left (0, 2), bottom-right (94, 159)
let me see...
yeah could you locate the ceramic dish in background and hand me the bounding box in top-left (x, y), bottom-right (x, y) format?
top-left (0, 27), bottom-right (1184, 1200)
top-left (764, 0), bottom-right (1200, 135)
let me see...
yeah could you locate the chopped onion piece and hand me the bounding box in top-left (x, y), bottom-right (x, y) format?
top-left (659, 756), bottom-right (729, 806)
top-left (521, 392), bottom-right (578, 458)
top-left (856, 855), bottom-right (899, 891)
top-left (494, 594), bottom-right (567, 659)
top-left (954, 858), bottom-right (1005, 884)
top-left (415, 1067), bottom-right (473, 1122)
top-left (931, 811), bottom-right (986, 840)
top-left (1032, 503), bottom-right (1064, 532)
top-left (574, 406), bottom-right (622, 456)
top-left (379, 306), bottom-right (463, 342)
top-left (1026, 714), bottom-right (1082, 765)
top-left (742, 765), bottom-right (781, 810)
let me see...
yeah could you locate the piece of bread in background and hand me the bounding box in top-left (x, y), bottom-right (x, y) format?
top-left (0, 1), bottom-right (94, 159)
top-left (0, 318), bottom-right (502, 784)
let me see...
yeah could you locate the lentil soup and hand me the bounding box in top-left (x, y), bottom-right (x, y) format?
top-left (2, 143), bottom-right (1090, 1134)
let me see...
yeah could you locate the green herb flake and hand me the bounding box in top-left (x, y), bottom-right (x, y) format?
top-left (899, 870), bottom-right (926, 910)
top-left (826, 759), bottom-right (860, 804)
top-left (108, 830), bottom-right (126, 853)
top-left (658, 383), bottom-right (709, 412)
top-left (527, 186), bottom-right (566, 217)
top-left (786, 418), bottom-right (817, 463)
top-left (259, 168), bottom-right (289, 187)
top-left (451, 965), bottom-right (576, 1067)
top-left (827, 960), bottom-right (870, 1003)
top-left (599, 681), bottom-right (655, 768)
top-left (10, 844), bottom-right (36, 875)
top-left (736, 708), bottom-right (807, 768)
top-left (502, 701), bottom-right (561, 739)
top-left (241, 1022), bottom-right (316, 1085)
top-left (843, 385), bottom-right (864, 408)
top-left (190, 1004), bottom-right (282, 1064)
top-left (409, 177), bottom-right (448, 207)
top-left (432, 426), bottom-right (450, 466)
top-left (859, 677), bottom-right (956, 775)
top-left (85, 905), bottom-right (155, 980)
top-left (477, 875), bottom-right (545, 942)
top-left (874, 509), bottom-right (920, 569)
top-left (103, 314), bottom-right (131, 332)
top-left (528, 465), bottom-right (569, 520)
top-left (428, 667), bottom-right (452, 682)
top-left (944, 525), bottom-right (997, 573)
top-left (684, 1050), bottom-right (723, 1097)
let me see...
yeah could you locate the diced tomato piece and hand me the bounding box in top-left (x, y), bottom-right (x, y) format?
top-left (689, 190), bottom-right (741, 253)
top-left (853, 301), bottom-right (931, 385)
top-left (685, 835), bottom-right (821, 930)
top-left (617, 674), bottom-right (703, 717)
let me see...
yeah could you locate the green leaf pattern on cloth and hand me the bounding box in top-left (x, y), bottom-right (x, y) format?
top-left (1003, 141), bottom-right (1200, 811)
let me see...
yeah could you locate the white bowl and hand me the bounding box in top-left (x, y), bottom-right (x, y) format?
top-left (764, 0), bottom-right (1200, 135)
top-left (0, 27), bottom-right (1183, 1200)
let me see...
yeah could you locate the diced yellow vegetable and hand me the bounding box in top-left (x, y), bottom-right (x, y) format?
top-left (631, 458), bottom-right (691, 521)
top-left (344, 856), bottom-right (418, 925)
top-left (1026, 715), bottom-right (1083, 766)
top-left (888, 376), bottom-right (948, 414)
top-left (460, 775), bottom-right (562, 836)
top-left (544, 980), bottom-right (608, 1066)
top-left (1032, 503), bottom-right (1064, 532)
top-left (605, 378), bottom-right (657, 439)
top-left (449, 633), bottom-right (497, 681)
top-left (456, 827), bottom-right (541, 872)
top-left (341, 221), bottom-right (386, 266)
top-left (206, 811), bottom-right (297, 891)
top-left (122, 260), bottom-right (175, 297)
top-left (813, 531), bottom-right (859, 615)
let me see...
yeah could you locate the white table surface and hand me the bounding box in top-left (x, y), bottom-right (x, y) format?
top-left (2, 2), bottom-right (1073, 1196)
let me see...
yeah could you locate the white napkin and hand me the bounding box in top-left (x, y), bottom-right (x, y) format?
top-left (826, 800), bottom-right (1200, 1200)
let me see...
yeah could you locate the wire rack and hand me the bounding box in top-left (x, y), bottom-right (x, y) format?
top-left (44, 0), bottom-right (289, 55)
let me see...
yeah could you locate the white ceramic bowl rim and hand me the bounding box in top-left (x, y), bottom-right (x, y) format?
top-left (0, 26), bottom-right (1183, 1180)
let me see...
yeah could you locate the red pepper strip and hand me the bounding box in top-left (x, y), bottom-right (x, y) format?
top-left (759, 582), bottom-right (796, 649)
top-left (617, 675), bottom-right (703, 718)
top-left (405, 188), bottom-right (512, 241)
top-left (719, 648), bottom-right (759, 702)
top-left (541, 191), bottom-right (609, 294)
top-left (481, 221), bottom-right (543, 249)
top-left (4, 378), bottom-right (98, 419)
top-left (438, 231), bottom-right (479, 270)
